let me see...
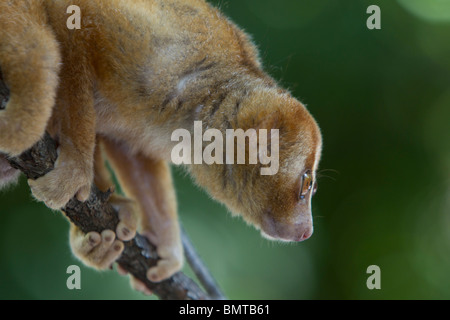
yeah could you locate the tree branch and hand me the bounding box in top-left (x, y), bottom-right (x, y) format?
top-left (0, 69), bottom-right (225, 300)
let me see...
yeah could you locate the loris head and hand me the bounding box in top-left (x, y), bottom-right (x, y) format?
top-left (191, 87), bottom-right (322, 242)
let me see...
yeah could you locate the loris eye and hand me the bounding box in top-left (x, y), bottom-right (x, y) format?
top-left (299, 170), bottom-right (314, 200)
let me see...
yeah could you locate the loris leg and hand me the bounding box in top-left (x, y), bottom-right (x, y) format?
top-left (70, 139), bottom-right (138, 269)
top-left (28, 64), bottom-right (95, 210)
top-left (70, 139), bottom-right (151, 295)
top-left (102, 138), bottom-right (183, 283)
top-left (0, 3), bottom-right (60, 156)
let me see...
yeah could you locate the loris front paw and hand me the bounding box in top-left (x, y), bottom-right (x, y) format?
top-left (70, 196), bottom-right (137, 269)
top-left (28, 152), bottom-right (93, 209)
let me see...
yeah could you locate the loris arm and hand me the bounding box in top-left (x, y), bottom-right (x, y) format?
top-left (70, 139), bottom-right (137, 269)
top-left (70, 136), bottom-right (181, 290)
top-left (0, 3), bottom-right (60, 156)
top-left (28, 63), bottom-right (96, 209)
top-left (101, 137), bottom-right (183, 283)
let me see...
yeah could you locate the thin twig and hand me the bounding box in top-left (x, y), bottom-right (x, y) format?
top-left (181, 225), bottom-right (226, 300)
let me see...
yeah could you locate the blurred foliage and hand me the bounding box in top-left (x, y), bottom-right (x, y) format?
top-left (1, 0), bottom-right (449, 299)
top-left (397, 0), bottom-right (450, 23)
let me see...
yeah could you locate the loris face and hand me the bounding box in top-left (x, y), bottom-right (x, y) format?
top-left (242, 96), bottom-right (321, 242)
top-left (201, 90), bottom-right (322, 243)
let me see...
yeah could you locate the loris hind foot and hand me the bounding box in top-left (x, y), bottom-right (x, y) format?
top-left (70, 195), bottom-right (137, 269)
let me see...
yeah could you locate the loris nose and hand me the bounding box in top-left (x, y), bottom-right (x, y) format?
top-left (283, 223), bottom-right (313, 242)
top-left (261, 214), bottom-right (313, 242)
top-left (298, 227), bottom-right (313, 242)
top-left (290, 224), bottom-right (314, 242)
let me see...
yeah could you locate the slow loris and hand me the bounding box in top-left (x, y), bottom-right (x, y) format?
top-left (0, 0), bottom-right (322, 286)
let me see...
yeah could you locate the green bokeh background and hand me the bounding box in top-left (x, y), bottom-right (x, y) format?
top-left (1, 0), bottom-right (449, 299)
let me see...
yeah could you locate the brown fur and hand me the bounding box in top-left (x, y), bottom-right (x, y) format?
top-left (0, 0), bottom-right (322, 283)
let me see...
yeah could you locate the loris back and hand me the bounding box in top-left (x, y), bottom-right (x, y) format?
top-left (45, 0), bottom-right (273, 158)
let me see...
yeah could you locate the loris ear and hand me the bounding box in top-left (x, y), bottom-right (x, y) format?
top-left (0, 153), bottom-right (20, 189)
